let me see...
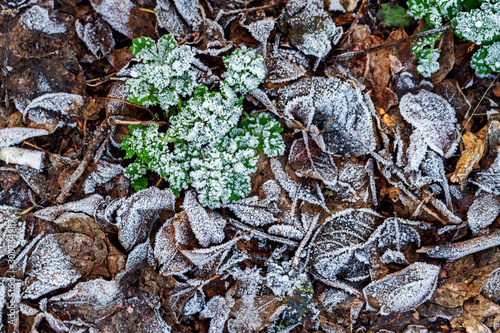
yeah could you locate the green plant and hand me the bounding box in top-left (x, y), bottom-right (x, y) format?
top-left (120, 36), bottom-right (285, 208)
top-left (377, 3), bottom-right (413, 27)
top-left (407, 0), bottom-right (500, 76)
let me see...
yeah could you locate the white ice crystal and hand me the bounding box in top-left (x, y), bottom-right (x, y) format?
top-left (34, 194), bottom-right (104, 221)
top-left (0, 127), bottom-right (48, 149)
top-left (362, 262), bottom-right (440, 315)
top-left (20, 5), bottom-right (66, 34)
top-left (200, 296), bottom-right (231, 333)
top-left (83, 162), bottom-right (123, 194)
top-left (154, 216), bottom-right (191, 276)
top-left (184, 191), bottom-right (226, 247)
top-left (472, 154), bottom-right (500, 195)
top-left (482, 267), bottom-right (500, 299)
top-left (90, 0), bottom-right (135, 38)
top-left (399, 90), bottom-right (459, 171)
top-left (22, 93), bottom-right (84, 126)
top-left (48, 278), bottom-right (122, 309)
top-left (467, 192), bottom-right (500, 234)
top-left (24, 234), bottom-right (81, 299)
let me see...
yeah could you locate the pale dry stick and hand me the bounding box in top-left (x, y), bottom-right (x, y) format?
top-left (458, 72), bottom-right (500, 139)
top-left (108, 118), bottom-right (169, 126)
top-left (412, 192), bottom-right (435, 219)
top-left (418, 230), bottom-right (500, 261)
top-left (138, 7), bottom-right (156, 14)
top-left (56, 121), bottom-right (109, 203)
top-left (333, 25), bottom-right (452, 61)
top-left (292, 214), bottom-right (319, 268)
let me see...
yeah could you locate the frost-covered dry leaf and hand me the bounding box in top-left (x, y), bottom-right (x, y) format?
top-left (111, 187), bottom-right (175, 250)
top-left (279, 77), bottom-right (377, 156)
top-left (116, 241), bottom-right (155, 284)
top-left (482, 267), bottom-right (500, 299)
top-left (34, 194), bottom-right (104, 221)
top-left (184, 191), bottom-right (226, 247)
top-left (265, 49), bottom-right (307, 84)
top-left (173, 0), bottom-right (202, 29)
top-left (326, 159), bottom-right (373, 203)
top-left (467, 192), bottom-right (500, 234)
top-left (48, 279), bottom-right (123, 322)
top-left (399, 90), bottom-right (460, 171)
top-left (277, 0), bottom-right (342, 60)
top-left (24, 234), bottom-right (82, 299)
top-left (200, 296), bottom-right (231, 333)
top-left (363, 262), bottom-right (440, 315)
top-left (223, 180), bottom-right (281, 227)
top-left (311, 209), bottom-right (381, 283)
top-left (21, 93), bottom-right (85, 126)
top-left (243, 17), bottom-right (275, 45)
top-left (289, 135), bottom-right (338, 186)
top-left (75, 15), bottom-right (115, 58)
top-left (418, 231), bottom-right (500, 261)
top-left (0, 206), bottom-right (26, 260)
top-left (83, 161), bottom-right (123, 194)
top-left (154, 215), bottom-right (191, 276)
top-left (196, 19), bottom-right (234, 56)
top-left (271, 158), bottom-right (329, 212)
top-left (20, 5), bottom-right (66, 35)
top-left (0, 127), bottom-right (48, 149)
top-left (472, 154), bottom-right (500, 195)
top-left (155, 0), bottom-right (191, 37)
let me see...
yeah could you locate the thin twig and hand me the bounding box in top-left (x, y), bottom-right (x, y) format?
top-left (138, 8), bottom-right (156, 14)
top-left (85, 72), bottom-right (117, 83)
top-left (97, 97), bottom-right (155, 116)
top-left (22, 141), bottom-right (51, 155)
top-left (292, 214), bottom-right (319, 268)
top-left (458, 72), bottom-right (500, 139)
top-left (333, 25), bottom-right (452, 61)
top-left (56, 121), bottom-right (109, 203)
top-left (220, 4), bottom-right (274, 16)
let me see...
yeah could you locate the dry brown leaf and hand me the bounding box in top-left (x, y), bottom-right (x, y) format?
top-left (450, 126), bottom-right (487, 188)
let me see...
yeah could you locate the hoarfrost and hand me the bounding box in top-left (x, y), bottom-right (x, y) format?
top-left (48, 278), bottom-right (122, 312)
top-left (289, 135), bottom-right (338, 186)
top-left (0, 127), bottom-right (48, 149)
top-left (112, 187), bottom-right (175, 250)
top-left (116, 241), bottom-right (155, 283)
top-left (277, 0), bottom-right (342, 60)
top-left (200, 296), bottom-right (231, 333)
top-left (0, 206), bottom-right (26, 260)
top-left (22, 93), bottom-right (85, 126)
top-left (362, 262), bottom-right (440, 315)
top-left (91, 0), bottom-right (135, 38)
top-left (279, 77), bottom-right (376, 156)
top-left (34, 194), bottom-right (104, 221)
top-left (173, 0), bottom-right (202, 28)
top-left (472, 154), bottom-right (500, 195)
top-left (154, 216), bottom-right (191, 276)
top-left (83, 162), bottom-right (123, 194)
top-left (20, 5), bottom-right (66, 34)
top-left (467, 192), bottom-right (500, 233)
top-left (223, 180), bottom-right (281, 227)
top-left (24, 234), bottom-right (81, 299)
top-left (311, 209), bottom-right (380, 283)
top-left (271, 158), bottom-right (328, 212)
top-left (266, 49), bottom-right (307, 84)
top-left (184, 191), bottom-right (226, 247)
top-left (482, 267), bottom-right (500, 299)
top-left (75, 16), bottom-right (115, 58)
top-left (243, 17), bottom-right (275, 45)
top-left (183, 290), bottom-right (205, 316)
top-left (155, 0), bottom-right (190, 37)
top-left (399, 90), bottom-right (459, 171)
top-left (268, 225), bottom-right (304, 240)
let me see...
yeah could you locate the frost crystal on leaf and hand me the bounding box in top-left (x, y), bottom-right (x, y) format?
top-left (22, 93), bottom-right (85, 126)
top-left (200, 296), bottom-right (231, 333)
top-left (266, 49), bottom-right (307, 84)
top-left (471, 41), bottom-right (500, 75)
top-left (399, 90), bottom-right (459, 171)
top-left (84, 162), bottom-right (123, 194)
top-left (467, 192), bottom-right (500, 234)
top-left (20, 5), bottom-right (66, 34)
top-left (243, 17), bottom-right (275, 45)
top-left (472, 154), bottom-right (500, 195)
top-left (154, 216), bottom-right (191, 275)
top-left (24, 234), bottom-right (81, 299)
top-left (34, 194), bottom-right (104, 221)
top-left (362, 262), bottom-right (440, 315)
top-left (0, 127), bottom-right (48, 149)
top-left (482, 267), bottom-right (500, 299)
top-left (452, 1), bottom-right (500, 46)
top-left (184, 191), bottom-right (226, 247)
top-left (90, 0), bottom-right (135, 38)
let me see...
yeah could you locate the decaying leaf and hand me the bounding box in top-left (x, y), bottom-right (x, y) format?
top-left (21, 93), bottom-right (86, 127)
top-left (467, 192), bottom-right (500, 234)
top-left (75, 15), bottom-right (115, 59)
top-left (472, 153), bottom-right (500, 195)
top-left (363, 262), bottom-right (440, 315)
top-left (265, 49), bottom-right (307, 84)
top-left (154, 214), bottom-right (191, 276)
top-left (418, 231), bottom-right (500, 261)
top-left (184, 191), bottom-right (226, 247)
top-left (289, 135), bottom-right (338, 186)
top-left (451, 126), bottom-right (487, 188)
top-left (277, 0), bottom-right (342, 61)
top-left (482, 267), bottom-right (500, 299)
top-left (34, 194), bottom-right (104, 221)
top-left (155, 0), bottom-right (191, 37)
top-left (200, 296), bottom-right (231, 333)
top-left (0, 127), bottom-right (48, 149)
